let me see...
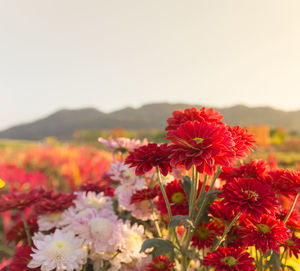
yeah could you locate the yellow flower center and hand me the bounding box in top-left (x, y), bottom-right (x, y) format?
top-left (0, 179), bottom-right (5, 188)
top-left (244, 190), bottom-right (259, 200)
top-left (48, 212), bottom-right (62, 222)
top-left (171, 192), bottom-right (185, 204)
top-left (126, 231), bottom-right (143, 251)
top-left (222, 256), bottom-right (237, 266)
top-left (136, 200), bottom-right (151, 212)
top-left (90, 217), bottom-right (113, 240)
top-left (155, 262), bottom-right (166, 269)
top-left (196, 227), bottom-right (209, 239)
top-left (86, 197), bottom-right (104, 210)
top-left (193, 137), bottom-right (204, 144)
top-left (46, 239), bottom-right (72, 259)
top-left (257, 224), bottom-right (271, 234)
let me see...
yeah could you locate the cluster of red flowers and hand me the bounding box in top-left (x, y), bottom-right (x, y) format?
top-left (124, 107), bottom-right (299, 270)
top-left (125, 107), bottom-right (255, 176)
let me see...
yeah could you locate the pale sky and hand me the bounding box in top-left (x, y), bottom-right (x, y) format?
top-left (1, 0), bottom-right (300, 130)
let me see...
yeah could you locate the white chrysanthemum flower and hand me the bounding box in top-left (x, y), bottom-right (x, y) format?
top-left (59, 191), bottom-right (116, 231)
top-left (112, 163), bottom-right (145, 216)
top-left (90, 222), bottom-right (146, 270)
top-left (114, 184), bottom-right (134, 210)
top-left (109, 162), bottom-right (144, 185)
top-left (114, 223), bottom-right (146, 266)
top-left (37, 212), bottom-right (63, 231)
top-left (74, 191), bottom-right (114, 213)
top-left (130, 200), bottom-right (154, 221)
top-left (28, 229), bottom-right (87, 271)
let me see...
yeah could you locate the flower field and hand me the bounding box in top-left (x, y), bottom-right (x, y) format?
top-left (0, 107), bottom-right (300, 271)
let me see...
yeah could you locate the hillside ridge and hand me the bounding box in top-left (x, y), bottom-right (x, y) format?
top-left (0, 103), bottom-right (299, 140)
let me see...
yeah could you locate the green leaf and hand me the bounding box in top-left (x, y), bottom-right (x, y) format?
top-left (140, 238), bottom-right (176, 259)
top-left (180, 176), bottom-right (191, 201)
top-left (169, 215), bottom-right (194, 228)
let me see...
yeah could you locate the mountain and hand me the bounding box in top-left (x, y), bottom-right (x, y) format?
top-left (1, 103), bottom-right (300, 140)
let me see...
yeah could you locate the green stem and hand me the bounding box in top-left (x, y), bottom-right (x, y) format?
top-left (259, 249), bottom-right (263, 271)
top-left (153, 217), bottom-right (162, 238)
top-left (21, 212), bottom-right (32, 246)
top-left (150, 200), bottom-right (162, 237)
top-left (208, 166), bottom-right (222, 192)
top-left (284, 191), bottom-right (300, 223)
top-left (180, 229), bottom-right (188, 246)
top-left (284, 249), bottom-right (288, 266)
top-left (182, 166), bottom-right (198, 271)
top-left (189, 166), bottom-right (196, 217)
top-left (194, 197), bottom-right (208, 226)
top-left (156, 167), bottom-right (182, 249)
top-left (213, 212), bottom-right (241, 251)
top-left (193, 174), bottom-right (208, 209)
top-left (280, 249), bottom-right (286, 262)
top-left (255, 249), bottom-right (259, 269)
top-left (156, 167), bottom-right (172, 219)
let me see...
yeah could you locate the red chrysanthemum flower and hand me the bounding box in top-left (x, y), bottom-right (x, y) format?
top-left (125, 143), bottom-right (172, 176)
top-left (130, 186), bottom-right (159, 204)
top-left (219, 178), bottom-right (279, 220)
top-left (227, 125), bottom-right (256, 159)
top-left (226, 226), bottom-right (246, 248)
top-left (79, 178), bottom-right (115, 197)
top-left (239, 215), bottom-right (289, 254)
top-left (220, 160), bottom-right (269, 183)
top-left (79, 179), bottom-right (115, 197)
top-left (282, 232), bottom-right (300, 259)
top-left (156, 179), bottom-right (188, 216)
top-left (203, 247), bottom-right (255, 271)
top-left (146, 255), bottom-right (175, 271)
top-left (191, 221), bottom-right (222, 249)
top-left (165, 107), bottom-right (224, 133)
top-left (9, 245), bottom-right (40, 271)
top-left (276, 209), bottom-right (300, 232)
top-left (268, 168), bottom-right (300, 197)
top-left (209, 202), bottom-right (245, 249)
top-left (6, 217), bottom-right (38, 245)
top-left (0, 189), bottom-right (44, 212)
top-left (34, 191), bottom-right (76, 215)
top-left (209, 200), bottom-right (238, 223)
top-left (168, 121), bottom-right (235, 175)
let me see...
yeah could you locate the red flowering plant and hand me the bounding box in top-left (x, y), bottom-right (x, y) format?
top-left (123, 107), bottom-right (299, 271)
top-left (0, 107), bottom-right (299, 271)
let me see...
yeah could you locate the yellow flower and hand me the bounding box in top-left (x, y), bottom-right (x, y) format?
top-left (0, 178), bottom-right (5, 188)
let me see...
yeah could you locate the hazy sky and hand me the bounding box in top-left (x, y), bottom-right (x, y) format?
top-left (1, 0), bottom-right (300, 130)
